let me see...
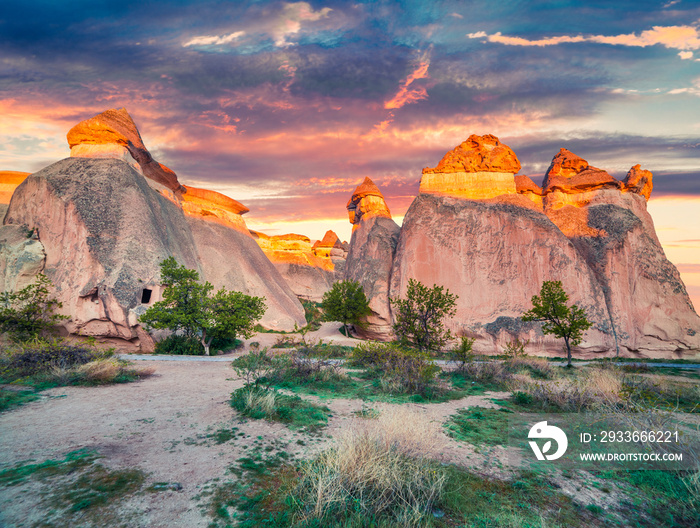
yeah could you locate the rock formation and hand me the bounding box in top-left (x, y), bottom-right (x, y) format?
top-left (386, 135), bottom-right (699, 358)
top-left (67, 108), bottom-right (183, 192)
top-left (344, 178), bottom-right (400, 339)
top-left (0, 110), bottom-right (306, 350)
top-left (312, 230), bottom-right (347, 258)
top-left (252, 231), bottom-right (343, 302)
top-left (419, 134), bottom-right (520, 199)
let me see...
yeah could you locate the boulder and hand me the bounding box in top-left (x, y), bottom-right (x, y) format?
top-left (419, 134), bottom-right (520, 199)
top-left (67, 108), bottom-right (183, 192)
top-left (623, 164), bottom-right (653, 200)
top-left (344, 179), bottom-right (400, 340)
top-left (2, 158), bottom-right (305, 350)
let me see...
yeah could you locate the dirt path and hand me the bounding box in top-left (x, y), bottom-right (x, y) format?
top-left (0, 359), bottom-right (508, 527)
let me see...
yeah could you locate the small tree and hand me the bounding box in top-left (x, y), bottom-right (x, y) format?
top-left (391, 279), bottom-right (458, 353)
top-left (140, 258), bottom-right (266, 355)
top-left (321, 279), bottom-right (371, 336)
top-left (522, 280), bottom-right (592, 367)
top-left (0, 274), bottom-right (68, 342)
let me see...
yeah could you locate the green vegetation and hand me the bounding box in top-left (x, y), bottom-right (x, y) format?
top-left (0, 274), bottom-right (68, 342)
top-left (231, 385), bottom-right (330, 431)
top-left (140, 257), bottom-right (266, 355)
top-left (391, 278), bottom-right (457, 352)
top-left (300, 299), bottom-right (323, 331)
top-left (522, 280), bottom-right (592, 367)
top-left (445, 407), bottom-right (513, 446)
top-left (321, 279), bottom-right (371, 336)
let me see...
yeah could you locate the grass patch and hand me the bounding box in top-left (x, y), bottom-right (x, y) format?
top-left (231, 386), bottom-right (330, 431)
top-left (444, 407), bottom-right (513, 447)
top-left (0, 387), bottom-right (40, 412)
top-left (0, 448), bottom-right (97, 486)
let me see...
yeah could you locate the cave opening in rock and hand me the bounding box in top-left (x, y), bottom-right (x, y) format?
top-left (141, 288), bottom-right (152, 304)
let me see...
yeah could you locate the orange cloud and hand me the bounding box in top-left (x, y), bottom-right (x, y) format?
top-left (384, 60), bottom-right (430, 110)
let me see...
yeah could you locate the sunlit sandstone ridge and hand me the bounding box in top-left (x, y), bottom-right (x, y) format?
top-left (344, 177), bottom-right (400, 340)
top-left (251, 230), bottom-right (346, 302)
top-left (384, 135), bottom-right (699, 358)
top-left (0, 109), bottom-right (305, 350)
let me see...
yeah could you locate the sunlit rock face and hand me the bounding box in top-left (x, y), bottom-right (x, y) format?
top-left (0, 111), bottom-right (306, 350)
top-left (312, 230), bottom-right (347, 258)
top-left (347, 177), bottom-right (392, 228)
top-left (252, 231), bottom-right (343, 302)
top-left (345, 179), bottom-right (400, 340)
top-left (542, 151), bottom-right (700, 356)
top-left (67, 108), bottom-right (183, 192)
top-left (419, 134), bottom-right (520, 200)
top-left (386, 137), bottom-right (699, 358)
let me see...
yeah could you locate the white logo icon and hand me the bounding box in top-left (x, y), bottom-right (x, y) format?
top-left (528, 421), bottom-right (568, 461)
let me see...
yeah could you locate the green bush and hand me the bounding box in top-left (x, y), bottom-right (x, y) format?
top-left (450, 336), bottom-right (476, 371)
top-left (230, 385), bottom-right (329, 430)
top-left (154, 335), bottom-right (205, 355)
top-left (351, 342), bottom-right (440, 396)
top-left (0, 341), bottom-right (103, 379)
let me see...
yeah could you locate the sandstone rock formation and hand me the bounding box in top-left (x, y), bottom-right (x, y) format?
top-left (0, 111), bottom-right (306, 350)
top-left (344, 178), bottom-right (400, 340)
top-left (346, 177), bottom-right (392, 228)
top-left (67, 108), bottom-right (183, 192)
top-left (312, 230), bottom-right (347, 258)
top-left (419, 134), bottom-right (520, 199)
top-left (386, 135), bottom-right (699, 358)
top-left (252, 231), bottom-right (343, 302)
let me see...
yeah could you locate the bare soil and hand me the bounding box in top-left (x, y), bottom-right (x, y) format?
top-left (0, 357), bottom-right (511, 527)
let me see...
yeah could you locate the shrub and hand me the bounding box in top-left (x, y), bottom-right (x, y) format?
top-left (231, 348), bottom-right (289, 388)
top-left (351, 342), bottom-right (440, 396)
top-left (154, 335), bottom-right (205, 356)
top-left (1, 341), bottom-right (101, 379)
top-left (450, 336), bottom-right (475, 372)
top-left (503, 337), bottom-right (529, 359)
top-left (292, 406), bottom-right (446, 526)
top-left (321, 280), bottom-right (371, 336)
top-left (505, 356), bottom-right (554, 380)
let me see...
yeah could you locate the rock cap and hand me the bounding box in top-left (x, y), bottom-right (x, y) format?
top-left (422, 134), bottom-right (521, 174)
top-left (623, 164), bottom-right (653, 201)
top-left (542, 148), bottom-right (621, 194)
top-left (347, 177), bottom-right (392, 225)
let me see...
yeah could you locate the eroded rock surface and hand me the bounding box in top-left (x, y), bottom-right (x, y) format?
top-left (345, 179), bottom-right (400, 340)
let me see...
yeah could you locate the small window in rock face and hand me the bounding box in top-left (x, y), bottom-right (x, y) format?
top-left (141, 289), bottom-right (152, 304)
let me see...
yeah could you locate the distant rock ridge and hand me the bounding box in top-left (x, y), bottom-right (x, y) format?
top-left (252, 230), bottom-right (345, 302)
top-left (346, 177), bottom-right (392, 228)
top-left (354, 134), bottom-right (699, 358)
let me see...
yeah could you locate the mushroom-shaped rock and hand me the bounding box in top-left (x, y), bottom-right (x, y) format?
top-left (346, 177), bottom-right (392, 226)
top-left (67, 108), bottom-right (182, 192)
top-left (179, 185), bottom-right (250, 231)
top-left (420, 134), bottom-right (520, 199)
top-left (542, 149), bottom-right (621, 194)
top-left (623, 164), bottom-right (653, 201)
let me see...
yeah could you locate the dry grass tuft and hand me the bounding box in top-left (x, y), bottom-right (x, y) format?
top-left (293, 406), bottom-right (446, 526)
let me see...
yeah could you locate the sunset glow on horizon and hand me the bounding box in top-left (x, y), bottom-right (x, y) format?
top-left (1, 0), bottom-right (699, 309)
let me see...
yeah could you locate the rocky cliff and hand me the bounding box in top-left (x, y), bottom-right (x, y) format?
top-left (251, 231), bottom-right (343, 302)
top-left (0, 109), bottom-right (306, 350)
top-left (385, 135), bottom-right (699, 358)
top-left (344, 178), bottom-right (400, 339)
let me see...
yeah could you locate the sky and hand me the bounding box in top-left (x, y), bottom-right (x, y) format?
top-left (1, 0), bottom-right (699, 308)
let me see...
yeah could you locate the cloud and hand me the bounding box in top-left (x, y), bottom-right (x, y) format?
top-left (384, 59), bottom-right (430, 110)
top-left (183, 31), bottom-right (245, 47)
top-left (181, 1), bottom-right (333, 50)
top-left (679, 50), bottom-right (694, 59)
top-left (470, 25), bottom-right (700, 53)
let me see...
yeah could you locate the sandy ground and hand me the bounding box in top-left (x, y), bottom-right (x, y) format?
top-left (0, 352), bottom-right (513, 528)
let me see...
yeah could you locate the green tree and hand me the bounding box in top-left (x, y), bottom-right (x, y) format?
top-left (522, 280), bottom-right (592, 367)
top-left (321, 280), bottom-right (371, 336)
top-left (139, 257), bottom-right (266, 355)
top-left (391, 279), bottom-right (458, 353)
top-left (0, 274), bottom-right (68, 342)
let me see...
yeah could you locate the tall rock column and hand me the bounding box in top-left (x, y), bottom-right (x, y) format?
top-left (344, 177), bottom-right (400, 340)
